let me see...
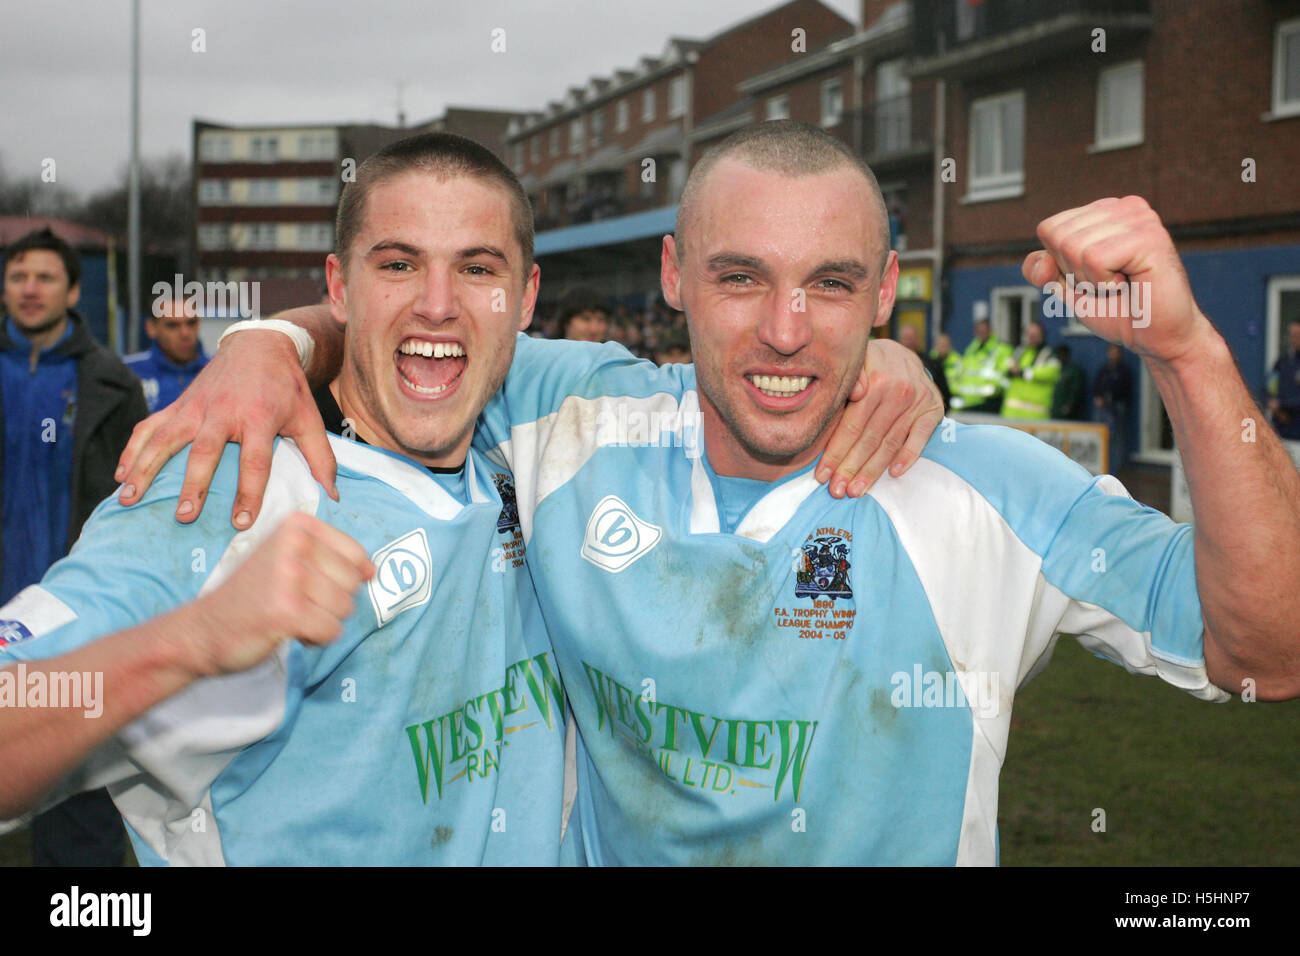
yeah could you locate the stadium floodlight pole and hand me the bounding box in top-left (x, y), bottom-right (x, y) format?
top-left (126, 0), bottom-right (142, 353)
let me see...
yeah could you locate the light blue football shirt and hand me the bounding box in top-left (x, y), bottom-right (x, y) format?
top-left (474, 335), bottom-right (1227, 865)
top-left (0, 433), bottom-right (570, 865)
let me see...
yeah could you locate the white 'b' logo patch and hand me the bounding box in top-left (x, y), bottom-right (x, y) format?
top-left (580, 496), bottom-right (661, 573)
top-left (368, 529), bottom-right (433, 625)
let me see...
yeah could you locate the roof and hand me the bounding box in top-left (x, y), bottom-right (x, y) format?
top-left (0, 216), bottom-right (111, 250)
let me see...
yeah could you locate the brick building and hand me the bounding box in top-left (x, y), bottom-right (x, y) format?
top-left (192, 107), bottom-right (523, 316)
top-left (911, 0), bottom-right (1300, 462)
top-left (504, 0), bottom-right (855, 309)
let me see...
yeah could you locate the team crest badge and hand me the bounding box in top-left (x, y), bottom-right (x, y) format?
top-left (795, 534), bottom-right (852, 601)
top-left (493, 473), bottom-right (520, 534)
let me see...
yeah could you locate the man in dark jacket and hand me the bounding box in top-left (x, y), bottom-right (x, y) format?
top-left (0, 226), bottom-right (148, 866)
top-left (1050, 344), bottom-right (1087, 420)
top-left (1267, 320), bottom-right (1300, 441)
top-left (1094, 342), bottom-right (1133, 470)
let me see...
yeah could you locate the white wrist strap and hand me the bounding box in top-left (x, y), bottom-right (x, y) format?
top-left (218, 318), bottom-right (315, 370)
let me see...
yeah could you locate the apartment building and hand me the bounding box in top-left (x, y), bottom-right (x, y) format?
top-left (504, 0), bottom-right (854, 305)
top-left (192, 108), bottom-right (523, 315)
top-left (911, 0), bottom-right (1300, 462)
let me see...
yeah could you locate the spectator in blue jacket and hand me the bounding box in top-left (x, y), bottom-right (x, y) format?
top-left (125, 297), bottom-right (209, 412)
top-left (1, 225), bottom-right (147, 866)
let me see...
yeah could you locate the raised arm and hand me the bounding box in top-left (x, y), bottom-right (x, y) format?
top-left (1025, 196), bottom-right (1300, 700)
top-left (117, 309), bottom-right (941, 526)
top-left (116, 305), bottom-right (342, 528)
top-left (0, 512), bottom-right (372, 819)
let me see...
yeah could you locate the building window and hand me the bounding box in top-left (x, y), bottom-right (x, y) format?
top-left (303, 178), bottom-right (337, 204)
top-left (249, 135), bottom-right (279, 162)
top-left (820, 78), bottom-right (843, 126)
top-left (298, 133), bottom-right (333, 160)
top-left (968, 90), bottom-right (1024, 200)
top-left (244, 223), bottom-right (277, 250)
top-left (197, 223), bottom-right (230, 250)
top-left (248, 179), bottom-right (279, 204)
top-left (616, 99), bottom-right (629, 132)
top-left (514, 143), bottom-right (524, 170)
top-left (198, 179), bottom-right (231, 205)
top-left (199, 134), bottom-right (232, 162)
top-left (590, 109), bottom-right (605, 146)
top-left (669, 75), bottom-right (687, 118)
top-left (642, 87), bottom-right (656, 122)
top-left (296, 223), bottom-right (333, 251)
top-left (1274, 17), bottom-right (1300, 116)
top-left (875, 60), bottom-right (911, 154)
top-left (1094, 60), bottom-right (1143, 149)
top-left (990, 286), bottom-right (1039, 350)
top-left (765, 95), bottom-right (789, 121)
top-left (570, 117), bottom-right (584, 154)
top-left (531, 135), bottom-right (540, 162)
top-left (1266, 276), bottom-right (1300, 373)
top-left (549, 127), bottom-right (559, 157)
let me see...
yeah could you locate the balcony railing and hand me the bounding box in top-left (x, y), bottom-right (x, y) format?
top-left (850, 86), bottom-right (935, 165)
top-left (912, 0), bottom-right (1151, 59)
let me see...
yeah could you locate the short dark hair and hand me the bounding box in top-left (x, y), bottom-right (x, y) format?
top-left (4, 226), bottom-right (80, 288)
top-left (335, 131), bottom-right (534, 275)
top-left (556, 285), bottom-right (610, 333)
top-left (676, 120), bottom-right (891, 273)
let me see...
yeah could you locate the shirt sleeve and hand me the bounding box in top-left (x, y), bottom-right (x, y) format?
top-left (1002, 453), bottom-right (1227, 701)
top-left (473, 333), bottom-right (690, 469)
top-left (918, 424), bottom-right (1226, 703)
top-left (0, 442), bottom-right (308, 817)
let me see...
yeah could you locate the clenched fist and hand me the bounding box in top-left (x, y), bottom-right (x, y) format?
top-left (1023, 196), bottom-right (1214, 366)
top-left (182, 511), bottom-right (375, 677)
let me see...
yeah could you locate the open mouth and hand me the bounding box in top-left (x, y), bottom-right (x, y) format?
top-left (395, 338), bottom-right (467, 396)
top-left (745, 373), bottom-right (813, 399)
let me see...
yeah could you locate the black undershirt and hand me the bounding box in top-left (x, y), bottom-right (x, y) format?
top-left (312, 384), bottom-right (465, 476)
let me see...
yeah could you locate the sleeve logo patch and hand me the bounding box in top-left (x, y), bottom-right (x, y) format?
top-left (0, 620), bottom-right (34, 648)
top-left (581, 495), bottom-right (662, 573)
top-left (368, 529), bottom-right (434, 626)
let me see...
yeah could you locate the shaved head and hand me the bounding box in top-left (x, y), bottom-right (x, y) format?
top-left (676, 120), bottom-right (891, 273)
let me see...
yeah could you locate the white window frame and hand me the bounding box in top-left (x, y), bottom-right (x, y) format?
top-left (765, 94), bottom-right (790, 121)
top-left (989, 286), bottom-right (1038, 348)
top-left (1091, 60), bottom-right (1144, 152)
top-left (616, 99), bottom-right (630, 132)
top-left (197, 223), bottom-right (230, 250)
top-left (249, 179), bottom-right (279, 205)
top-left (668, 75), bottom-right (687, 118)
top-left (966, 90), bottom-right (1025, 202)
top-left (570, 117), bottom-right (584, 154)
top-left (1267, 275), bottom-right (1300, 372)
top-left (1137, 364), bottom-right (1174, 464)
top-left (549, 127), bottom-right (559, 157)
top-left (199, 134), bottom-right (231, 162)
top-left (642, 88), bottom-right (656, 122)
top-left (1274, 17), bottom-right (1300, 118)
top-left (198, 179), bottom-right (231, 205)
top-left (820, 78), bottom-right (844, 126)
top-left (590, 109), bottom-right (604, 146)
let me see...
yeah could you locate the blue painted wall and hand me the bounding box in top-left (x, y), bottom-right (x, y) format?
top-left (943, 243), bottom-right (1300, 446)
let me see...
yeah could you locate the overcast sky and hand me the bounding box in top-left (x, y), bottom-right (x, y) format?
top-left (5, 0), bottom-right (859, 197)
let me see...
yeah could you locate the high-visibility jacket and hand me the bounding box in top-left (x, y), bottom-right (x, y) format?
top-left (934, 349), bottom-right (963, 389)
top-left (1001, 345), bottom-right (1061, 420)
top-left (950, 336), bottom-right (1012, 410)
